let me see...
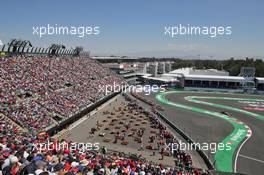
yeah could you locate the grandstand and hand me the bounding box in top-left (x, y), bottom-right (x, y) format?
top-left (0, 41), bottom-right (211, 175)
top-left (0, 55), bottom-right (123, 133)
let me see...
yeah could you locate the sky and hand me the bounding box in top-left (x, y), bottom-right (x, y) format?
top-left (0, 0), bottom-right (263, 59)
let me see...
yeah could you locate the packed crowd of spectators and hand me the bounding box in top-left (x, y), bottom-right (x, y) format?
top-left (0, 55), bottom-right (210, 174)
top-left (0, 108), bottom-right (209, 175)
top-left (0, 56), bottom-right (123, 133)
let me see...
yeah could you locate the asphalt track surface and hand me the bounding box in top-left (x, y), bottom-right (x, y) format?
top-left (147, 91), bottom-right (264, 175)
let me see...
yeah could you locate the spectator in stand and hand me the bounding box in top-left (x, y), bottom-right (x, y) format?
top-left (0, 56), bottom-right (209, 175)
top-left (0, 56), bottom-right (123, 132)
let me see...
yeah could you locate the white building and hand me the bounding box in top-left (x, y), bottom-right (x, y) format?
top-left (164, 67), bottom-right (245, 90)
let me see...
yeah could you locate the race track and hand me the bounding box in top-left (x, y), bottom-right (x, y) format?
top-left (152, 90), bottom-right (264, 175)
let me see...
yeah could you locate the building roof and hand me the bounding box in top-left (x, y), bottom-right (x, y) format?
top-left (184, 75), bottom-right (245, 82)
top-left (169, 67), bottom-right (229, 76)
top-left (167, 67), bottom-right (244, 82)
top-left (163, 73), bottom-right (183, 77)
top-left (91, 56), bottom-right (139, 59)
top-left (256, 77), bottom-right (264, 83)
top-left (142, 75), bottom-right (178, 83)
top-left (170, 68), bottom-right (191, 75)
